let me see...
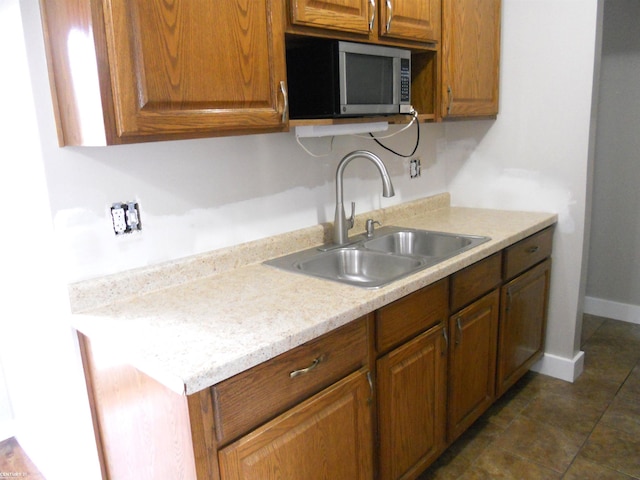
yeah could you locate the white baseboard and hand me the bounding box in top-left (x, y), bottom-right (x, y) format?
top-left (583, 296), bottom-right (640, 325)
top-left (0, 419), bottom-right (15, 442)
top-left (531, 351), bottom-right (585, 383)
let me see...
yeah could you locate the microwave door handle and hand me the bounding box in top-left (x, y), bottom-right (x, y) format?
top-left (369, 0), bottom-right (375, 31)
top-left (386, 0), bottom-right (393, 32)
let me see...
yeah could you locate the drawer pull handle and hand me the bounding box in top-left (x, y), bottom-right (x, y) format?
top-left (290, 356), bottom-right (323, 378)
top-left (526, 245), bottom-right (540, 254)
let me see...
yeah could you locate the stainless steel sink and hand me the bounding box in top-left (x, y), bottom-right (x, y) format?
top-left (295, 249), bottom-right (427, 289)
top-left (264, 226), bottom-right (490, 288)
top-left (363, 229), bottom-right (488, 258)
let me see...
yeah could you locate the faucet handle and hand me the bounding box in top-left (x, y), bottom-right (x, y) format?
top-left (347, 202), bottom-right (356, 229)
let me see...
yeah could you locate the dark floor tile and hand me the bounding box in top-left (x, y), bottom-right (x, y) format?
top-left (580, 423), bottom-right (640, 478)
top-left (509, 371), bottom-right (570, 401)
top-left (418, 418), bottom-right (503, 479)
top-left (491, 417), bottom-right (586, 473)
top-left (581, 314), bottom-right (606, 346)
top-left (600, 396), bottom-right (640, 438)
top-left (449, 419), bottom-right (504, 462)
top-left (540, 368), bottom-right (620, 405)
top-left (595, 319), bottom-right (640, 342)
top-left (584, 324), bottom-right (640, 361)
top-left (483, 392), bottom-right (531, 429)
top-left (459, 445), bottom-right (561, 479)
top-left (617, 364), bottom-right (640, 405)
top-left (520, 389), bottom-right (607, 436)
top-left (580, 343), bottom-right (638, 384)
top-left (564, 457), bottom-right (637, 480)
top-left (417, 447), bottom-right (472, 480)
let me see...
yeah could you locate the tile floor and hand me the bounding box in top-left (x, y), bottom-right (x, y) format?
top-left (419, 315), bottom-right (640, 479)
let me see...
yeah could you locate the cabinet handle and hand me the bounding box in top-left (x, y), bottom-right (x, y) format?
top-left (442, 327), bottom-right (449, 354)
top-left (386, 0), bottom-right (393, 32)
top-left (289, 356), bottom-right (323, 378)
top-left (447, 86), bottom-right (453, 115)
top-left (280, 80), bottom-right (288, 124)
top-left (369, 0), bottom-right (376, 31)
top-left (526, 245), bottom-right (540, 254)
top-left (506, 289), bottom-right (512, 313)
top-left (455, 317), bottom-right (463, 345)
top-left (366, 371), bottom-right (374, 404)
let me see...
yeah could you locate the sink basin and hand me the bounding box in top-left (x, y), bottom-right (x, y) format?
top-left (294, 249), bottom-right (426, 288)
top-left (264, 226), bottom-right (490, 289)
top-left (363, 229), bottom-right (488, 258)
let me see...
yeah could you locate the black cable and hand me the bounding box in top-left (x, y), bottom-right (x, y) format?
top-left (369, 112), bottom-right (420, 157)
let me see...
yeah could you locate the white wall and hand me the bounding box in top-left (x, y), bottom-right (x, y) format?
top-left (2, 0), bottom-right (600, 477)
top-left (585, 0), bottom-right (640, 325)
top-left (45, 127), bottom-right (448, 282)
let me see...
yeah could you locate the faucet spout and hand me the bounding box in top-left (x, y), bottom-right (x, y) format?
top-left (333, 150), bottom-right (395, 245)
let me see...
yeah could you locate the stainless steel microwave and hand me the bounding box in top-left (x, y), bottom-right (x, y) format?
top-left (286, 40), bottom-right (412, 119)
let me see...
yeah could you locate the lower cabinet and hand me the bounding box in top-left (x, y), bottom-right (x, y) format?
top-left (447, 253), bottom-right (501, 442)
top-left (497, 258), bottom-right (551, 396)
top-left (218, 369), bottom-right (374, 480)
top-left (377, 324), bottom-right (447, 480)
top-left (447, 290), bottom-right (499, 442)
top-left (496, 227), bottom-right (553, 397)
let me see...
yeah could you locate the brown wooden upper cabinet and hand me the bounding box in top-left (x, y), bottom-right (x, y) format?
top-left (40, 0), bottom-right (289, 146)
top-left (289, 0), bottom-right (440, 45)
top-left (379, 0), bottom-right (440, 43)
top-left (440, 0), bottom-right (501, 118)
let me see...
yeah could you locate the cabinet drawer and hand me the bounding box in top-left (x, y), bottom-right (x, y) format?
top-left (375, 279), bottom-right (448, 354)
top-left (450, 253), bottom-right (502, 312)
top-left (212, 317), bottom-right (368, 445)
top-left (503, 227), bottom-right (554, 280)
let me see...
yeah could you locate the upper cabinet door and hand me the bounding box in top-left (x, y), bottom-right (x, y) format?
top-left (41, 0), bottom-right (288, 145)
top-left (104, 0), bottom-right (288, 141)
top-left (441, 0), bottom-right (501, 118)
top-left (290, 0), bottom-right (374, 34)
top-left (379, 0), bottom-right (440, 43)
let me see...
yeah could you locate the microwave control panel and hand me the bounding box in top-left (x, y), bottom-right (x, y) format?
top-left (400, 58), bottom-right (411, 103)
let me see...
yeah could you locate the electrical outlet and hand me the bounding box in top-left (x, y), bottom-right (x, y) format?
top-left (111, 205), bottom-right (127, 234)
top-left (111, 202), bottom-right (142, 235)
top-left (410, 158), bottom-right (421, 178)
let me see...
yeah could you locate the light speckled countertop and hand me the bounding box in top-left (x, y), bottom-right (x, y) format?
top-left (70, 194), bottom-right (557, 395)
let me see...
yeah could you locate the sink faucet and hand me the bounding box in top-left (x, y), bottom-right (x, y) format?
top-left (333, 150), bottom-right (395, 245)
